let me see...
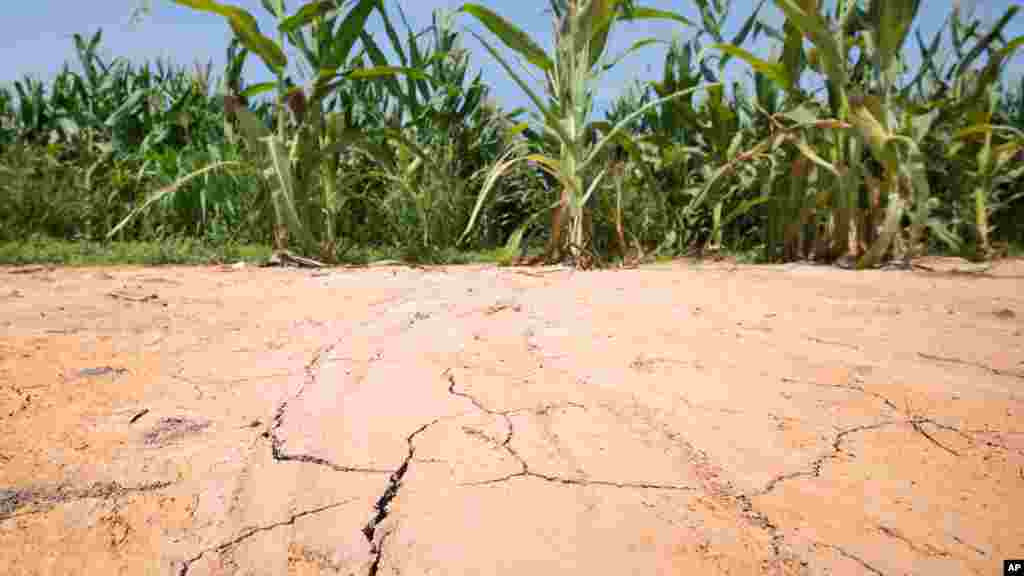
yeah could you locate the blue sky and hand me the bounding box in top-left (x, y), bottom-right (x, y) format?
top-left (2, 1), bottom-right (1022, 113)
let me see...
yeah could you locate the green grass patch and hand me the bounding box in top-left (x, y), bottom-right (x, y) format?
top-left (0, 237), bottom-right (520, 268)
top-left (0, 236), bottom-right (273, 266)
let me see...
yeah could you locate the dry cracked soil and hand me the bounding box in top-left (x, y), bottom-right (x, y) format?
top-left (1, 257), bottom-right (1022, 575)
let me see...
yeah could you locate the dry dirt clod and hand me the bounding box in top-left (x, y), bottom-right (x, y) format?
top-left (142, 417), bottom-right (211, 447)
top-left (994, 308), bottom-right (1016, 320)
top-left (77, 366), bottom-right (129, 379)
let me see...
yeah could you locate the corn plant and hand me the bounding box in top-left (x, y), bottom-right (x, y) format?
top-left (704, 0), bottom-right (978, 267)
top-left (338, 7), bottom-right (520, 253)
top-left (0, 86), bottom-right (14, 148)
top-left (928, 7), bottom-right (1023, 259)
top-left (591, 0), bottom-right (768, 257)
top-left (111, 0), bottom-right (427, 260)
top-left (457, 0), bottom-right (713, 268)
top-left (946, 49), bottom-right (1024, 258)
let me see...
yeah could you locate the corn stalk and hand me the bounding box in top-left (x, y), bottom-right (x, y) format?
top-left (457, 0), bottom-right (710, 268)
top-left (110, 0), bottom-right (427, 260)
top-left (712, 0), bottom-right (967, 268)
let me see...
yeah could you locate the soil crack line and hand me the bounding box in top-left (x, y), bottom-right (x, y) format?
top-left (819, 542), bottom-right (887, 575)
top-left (756, 421), bottom-right (896, 496)
top-left (267, 339), bottom-right (391, 474)
top-left (908, 418), bottom-right (960, 457)
top-left (806, 336), bottom-right (860, 351)
top-left (921, 419), bottom-right (1022, 456)
top-left (779, 372), bottom-right (1016, 455)
top-left (918, 352), bottom-right (1023, 380)
top-left (781, 376), bottom-right (900, 412)
top-left (876, 524), bottom-right (951, 557)
top-left (362, 420), bottom-right (437, 576)
top-left (757, 411), bottom-right (1002, 497)
top-left (444, 369), bottom-right (693, 492)
top-left (176, 499), bottom-right (355, 576)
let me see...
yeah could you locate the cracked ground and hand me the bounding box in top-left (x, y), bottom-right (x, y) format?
top-left (1, 257), bottom-right (1022, 575)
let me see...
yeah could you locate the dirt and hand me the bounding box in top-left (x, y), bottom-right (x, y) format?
top-left (1, 256), bottom-right (1022, 575)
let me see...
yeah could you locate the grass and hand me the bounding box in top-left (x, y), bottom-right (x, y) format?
top-left (0, 237), bottom-right (753, 269)
top-left (0, 237), bottom-right (272, 267)
top-left (5, 235), bottom-right (1014, 269)
top-left (0, 236), bottom-right (526, 268)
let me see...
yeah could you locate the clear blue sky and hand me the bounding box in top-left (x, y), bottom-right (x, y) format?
top-left (2, 1), bottom-right (1022, 112)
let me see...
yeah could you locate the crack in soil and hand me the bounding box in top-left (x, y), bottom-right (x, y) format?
top-left (176, 499), bottom-right (355, 576)
top-left (819, 542), bottom-right (887, 575)
top-left (756, 421), bottom-right (897, 496)
top-left (781, 376), bottom-right (900, 413)
top-left (908, 417), bottom-right (961, 457)
top-left (950, 534), bottom-right (988, 557)
top-left (580, 385), bottom-right (811, 570)
top-left (918, 351), bottom-right (1023, 380)
top-left (767, 371), bottom-right (1024, 494)
top-left (266, 340), bottom-right (391, 475)
top-left (806, 336), bottom-right (860, 351)
top-left (756, 411), bottom-right (1014, 498)
top-left (731, 492), bottom-right (800, 562)
top-left (444, 369), bottom-right (693, 492)
top-left (0, 480), bottom-right (173, 522)
top-left (876, 524), bottom-right (951, 558)
top-left (361, 420), bottom-right (437, 576)
top-left (445, 357), bottom-right (811, 568)
top-left (923, 419), bottom-right (1023, 457)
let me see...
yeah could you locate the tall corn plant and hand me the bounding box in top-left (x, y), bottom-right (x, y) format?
top-left (712, 0), bottom-right (964, 268)
top-left (345, 7), bottom-right (516, 252)
top-left (933, 7), bottom-right (1023, 259)
top-left (111, 0), bottom-right (426, 259)
top-left (458, 0), bottom-right (712, 268)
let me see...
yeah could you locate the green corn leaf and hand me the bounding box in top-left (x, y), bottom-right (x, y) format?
top-left (574, 0), bottom-right (620, 67)
top-left (353, 30), bottom-right (409, 108)
top-left (104, 88), bottom-right (148, 127)
top-left (793, 137), bottom-right (840, 177)
top-left (107, 161), bottom-right (242, 239)
top-left (614, 6), bottom-right (696, 32)
top-left (260, 0), bottom-right (283, 18)
top-left (266, 133), bottom-right (315, 250)
top-left (170, 0), bottom-right (287, 74)
top-left (869, 0), bottom-right (922, 73)
top-left (403, 15), bottom-right (431, 104)
top-left (240, 81), bottom-right (277, 99)
top-left (459, 143), bottom-right (533, 244)
top-left (332, 0), bottom-right (379, 65)
top-left (602, 38), bottom-right (666, 73)
top-left (719, 196), bottom-right (773, 231)
top-left (464, 29), bottom-right (567, 146)
top-left (903, 26), bottom-right (945, 97)
top-left (721, 0), bottom-right (767, 69)
top-left (346, 65), bottom-right (430, 81)
top-left (773, 0), bottom-right (845, 89)
top-left (231, 104), bottom-right (271, 154)
top-left (580, 166), bottom-right (610, 206)
top-left (848, 92), bottom-right (898, 172)
top-left (952, 6), bottom-right (1020, 80)
top-left (278, 1), bottom-right (338, 34)
top-left (458, 4), bottom-right (554, 72)
top-left (926, 218), bottom-right (963, 252)
top-left (909, 108), bottom-right (939, 142)
top-left (583, 83), bottom-right (719, 173)
top-left (709, 43), bottom-right (792, 90)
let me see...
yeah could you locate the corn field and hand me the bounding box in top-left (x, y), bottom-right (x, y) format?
top-left (2, 0), bottom-right (1022, 268)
